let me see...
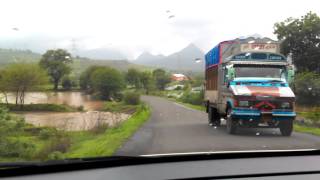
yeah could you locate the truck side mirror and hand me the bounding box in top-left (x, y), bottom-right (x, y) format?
top-left (287, 69), bottom-right (295, 84)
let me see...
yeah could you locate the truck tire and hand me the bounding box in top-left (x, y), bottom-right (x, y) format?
top-left (226, 108), bottom-right (237, 134)
top-left (208, 107), bottom-right (221, 126)
top-left (279, 120), bottom-right (293, 136)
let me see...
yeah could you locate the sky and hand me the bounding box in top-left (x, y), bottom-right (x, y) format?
top-left (0, 0), bottom-right (319, 59)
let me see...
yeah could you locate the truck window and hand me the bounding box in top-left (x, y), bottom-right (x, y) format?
top-left (223, 67), bottom-right (228, 85)
top-left (251, 53), bottom-right (267, 60)
top-left (269, 54), bottom-right (286, 60)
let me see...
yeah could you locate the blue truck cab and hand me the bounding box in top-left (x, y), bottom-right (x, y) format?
top-left (204, 37), bottom-right (296, 136)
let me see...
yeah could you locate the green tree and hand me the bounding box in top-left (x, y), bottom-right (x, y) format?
top-left (140, 71), bottom-right (153, 94)
top-left (274, 12), bottom-right (320, 72)
top-left (40, 49), bottom-right (72, 90)
top-left (294, 72), bottom-right (320, 105)
top-left (152, 69), bottom-right (171, 90)
top-left (79, 66), bottom-right (105, 92)
top-left (126, 68), bottom-right (141, 88)
top-left (0, 63), bottom-right (48, 106)
top-left (90, 67), bottom-right (125, 100)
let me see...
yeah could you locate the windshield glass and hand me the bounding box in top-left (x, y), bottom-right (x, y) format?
top-left (0, 0), bottom-right (319, 165)
top-left (235, 66), bottom-right (285, 79)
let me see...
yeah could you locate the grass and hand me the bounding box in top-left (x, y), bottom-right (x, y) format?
top-left (294, 124), bottom-right (320, 136)
top-left (1, 103), bottom-right (78, 112)
top-left (65, 104), bottom-right (151, 158)
top-left (103, 101), bottom-right (138, 114)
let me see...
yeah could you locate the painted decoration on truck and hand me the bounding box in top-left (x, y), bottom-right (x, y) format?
top-left (240, 43), bottom-right (278, 53)
top-left (230, 85), bottom-right (295, 98)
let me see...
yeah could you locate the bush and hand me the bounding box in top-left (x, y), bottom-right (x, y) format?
top-left (39, 128), bottom-right (58, 140)
top-left (124, 92), bottom-right (141, 105)
top-left (61, 77), bottom-right (72, 90)
top-left (61, 76), bottom-right (78, 90)
top-left (0, 138), bottom-right (36, 159)
top-left (180, 91), bottom-right (203, 105)
top-left (77, 105), bottom-right (84, 111)
top-left (48, 151), bottom-right (65, 160)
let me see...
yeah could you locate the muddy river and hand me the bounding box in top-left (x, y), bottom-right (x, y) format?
top-left (5, 92), bottom-right (131, 131)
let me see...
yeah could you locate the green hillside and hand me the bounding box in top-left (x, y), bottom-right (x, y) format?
top-left (71, 58), bottom-right (150, 76)
top-left (0, 49), bottom-right (149, 75)
top-left (0, 49), bottom-right (41, 66)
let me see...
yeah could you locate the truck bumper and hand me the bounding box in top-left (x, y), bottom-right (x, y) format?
top-left (231, 108), bottom-right (296, 121)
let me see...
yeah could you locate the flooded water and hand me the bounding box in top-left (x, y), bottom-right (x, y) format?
top-left (19, 111), bottom-right (131, 131)
top-left (5, 92), bottom-right (131, 131)
top-left (6, 91), bottom-right (104, 111)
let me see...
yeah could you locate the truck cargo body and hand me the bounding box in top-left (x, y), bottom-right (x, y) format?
top-left (204, 37), bottom-right (295, 136)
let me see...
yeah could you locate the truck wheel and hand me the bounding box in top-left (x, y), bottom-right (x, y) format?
top-left (226, 108), bottom-right (237, 134)
top-left (279, 120), bottom-right (293, 136)
top-left (208, 107), bottom-right (221, 126)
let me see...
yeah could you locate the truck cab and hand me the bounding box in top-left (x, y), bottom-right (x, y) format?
top-left (205, 37), bottom-right (296, 136)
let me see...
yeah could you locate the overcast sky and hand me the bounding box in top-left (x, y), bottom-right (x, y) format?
top-left (0, 0), bottom-right (320, 59)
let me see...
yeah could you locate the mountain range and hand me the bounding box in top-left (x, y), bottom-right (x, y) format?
top-left (0, 43), bottom-right (206, 73)
top-left (0, 49), bottom-right (146, 74)
top-left (133, 43), bottom-right (205, 72)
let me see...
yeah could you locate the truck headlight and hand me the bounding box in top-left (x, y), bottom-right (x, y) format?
top-left (281, 102), bottom-right (290, 109)
top-left (239, 100), bottom-right (249, 107)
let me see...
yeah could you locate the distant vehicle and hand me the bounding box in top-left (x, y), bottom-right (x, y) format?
top-left (204, 37), bottom-right (296, 136)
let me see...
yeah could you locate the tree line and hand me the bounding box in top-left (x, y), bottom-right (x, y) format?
top-left (274, 11), bottom-right (320, 104)
top-left (0, 46), bottom-right (172, 106)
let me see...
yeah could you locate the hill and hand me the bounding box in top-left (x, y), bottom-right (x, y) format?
top-left (0, 49), bottom-right (41, 66)
top-left (0, 49), bottom-right (149, 75)
top-left (72, 58), bottom-right (148, 76)
top-left (134, 43), bottom-right (205, 72)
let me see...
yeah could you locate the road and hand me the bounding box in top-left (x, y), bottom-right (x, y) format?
top-left (116, 96), bottom-right (320, 156)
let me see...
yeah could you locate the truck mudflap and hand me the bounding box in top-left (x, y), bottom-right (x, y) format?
top-left (231, 108), bottom-right (296, 121)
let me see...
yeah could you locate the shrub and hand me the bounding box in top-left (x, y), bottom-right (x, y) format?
top-left (124, 92), bottom-right (140, 105)
top-left (77, 105), bottom-right (84, 111)
top-left (39, 128), bottom-right (58, 140)
top-left (0, 138), bottom-right (36, 159)
top-left (180, 91), bottom-right (203, 105)
top-left (48, 151), bottom-right (65, 160)
top-left (61, 77), bottom-right (72, 90)
top-left (175, 86), bottom-right (182, 90)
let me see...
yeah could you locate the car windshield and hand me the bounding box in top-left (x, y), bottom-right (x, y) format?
top-left (235, 66), bottom-right (285, 79)
top-left (0, 0), bottom-right (319, 166)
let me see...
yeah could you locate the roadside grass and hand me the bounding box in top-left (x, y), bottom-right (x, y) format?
top-left (1, 103), bottom-right (79, 112)
top-left (65, 104), bottom-right (151, 158)
top-left (294, 124), bottom-right (320, 136)
top-left (0, 128), bottom-right (65, 162)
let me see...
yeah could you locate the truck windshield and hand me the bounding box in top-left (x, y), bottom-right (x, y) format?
top-left (235, 66), bottom-right (285, 78)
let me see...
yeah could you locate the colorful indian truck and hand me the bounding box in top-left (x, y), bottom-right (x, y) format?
top-left (204, 37), bottom-right (295, 136)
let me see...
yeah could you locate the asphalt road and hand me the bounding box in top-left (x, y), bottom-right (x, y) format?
top-left (116, 96), bottom-right (320, 156)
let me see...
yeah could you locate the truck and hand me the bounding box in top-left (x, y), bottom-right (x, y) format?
top-left (204, 37), bottom-right (296, 136)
